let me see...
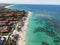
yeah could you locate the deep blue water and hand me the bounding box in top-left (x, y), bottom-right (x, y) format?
top-left (9, 4), bottom-right (60, 13)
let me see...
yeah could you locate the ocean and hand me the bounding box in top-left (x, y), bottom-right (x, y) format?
top-left (8, 4), bottom-right (60, 45)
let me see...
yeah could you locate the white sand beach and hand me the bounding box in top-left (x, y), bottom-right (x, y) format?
top-left (17, 11), bottom-right (32, 45)
top-left (9, 11), bottom-right (32, 45)
top-left (5, 5), bottom-right (14, 8)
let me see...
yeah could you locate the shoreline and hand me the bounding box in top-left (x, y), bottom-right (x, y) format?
top-left (5, 5), bottom-right (14, 8)
top-left (18, 11), bottom-right (32, 45)
top-left (4, 5), bottom-right (32, 45)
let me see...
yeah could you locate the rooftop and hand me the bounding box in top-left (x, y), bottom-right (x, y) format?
top-left (0, 8), bottom-right (26, 33)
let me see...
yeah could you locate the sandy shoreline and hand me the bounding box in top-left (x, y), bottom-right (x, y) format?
top-left (9, 11), bottom-right (32, 45)
top-left (17, 11), bottom-right (32, 45)
top-left (5, 5), bottom-right (14, 8)
top-left (5, 5), bottom-right (32, 45)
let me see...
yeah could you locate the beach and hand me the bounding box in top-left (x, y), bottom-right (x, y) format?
top-left (17, 11), bottom-right (32, 45)
top-left (5, 5), bottom-right (14, 8)
top-left (5, 4), bottom-right (32, 45)
top-left (0, 4), bottom-right (31, 45)
top-left (0, 4), bottom-right (11, 8)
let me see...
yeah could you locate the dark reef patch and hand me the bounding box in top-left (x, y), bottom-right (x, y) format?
top-left (34, 27), bottom-right (46, 33)
top-left (53, 37), bottom-right (60, 43)
top-left (42, 42), bottom-right (49, 45)
top-left (45, 30), bottom-right (55, 37)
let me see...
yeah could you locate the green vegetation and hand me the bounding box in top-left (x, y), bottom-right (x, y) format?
top-left (4, 37), bottom-right (15, 45)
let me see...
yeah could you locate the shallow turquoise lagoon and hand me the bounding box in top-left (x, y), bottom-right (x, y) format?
top-left (25, 12), bottom-right (60, 45)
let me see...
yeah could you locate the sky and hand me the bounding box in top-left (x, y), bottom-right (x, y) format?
top-left (0, 0), bottom-right (60, 5)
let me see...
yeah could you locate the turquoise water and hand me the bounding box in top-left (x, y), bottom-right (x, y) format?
top-left (26, 12), bottom-right (60, 45)
top-left (8, 4), bottom-right (60, 45)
